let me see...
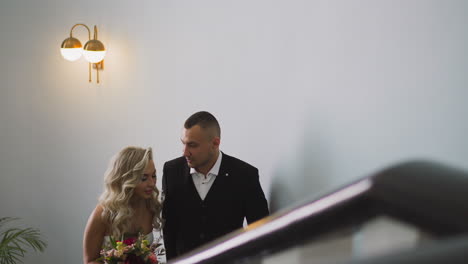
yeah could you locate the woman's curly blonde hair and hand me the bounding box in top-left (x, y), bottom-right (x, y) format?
top-left (99, 146), bottom-right (162, 238)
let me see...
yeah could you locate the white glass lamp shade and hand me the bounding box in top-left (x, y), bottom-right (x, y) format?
top-left (83, 39), bottom-right (106, 63)
top-left (60, 48), bottom-right (83, 61)
top-left (83, 50), bottom-right (106, 63)
top-left (60, 37), bottom-right (83, 61)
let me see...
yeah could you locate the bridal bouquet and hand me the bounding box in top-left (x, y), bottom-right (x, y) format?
top-left (98, 233), bottom-right (159, 264)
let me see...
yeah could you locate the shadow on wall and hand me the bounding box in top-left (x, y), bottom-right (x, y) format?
top-left (269, 120), bottom-right (334, 213)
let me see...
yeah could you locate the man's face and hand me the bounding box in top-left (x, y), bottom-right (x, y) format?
top-left (181, 125), bottom-right (219, 172)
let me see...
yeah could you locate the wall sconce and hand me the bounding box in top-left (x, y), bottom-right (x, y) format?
top-left (60, 24), bottom-right (106, 83)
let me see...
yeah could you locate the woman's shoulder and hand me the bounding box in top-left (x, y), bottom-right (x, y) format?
top-left (84, 204), bottom-right (109, 240)
top-left (93, 204), bottom-right (106, 220)
top-left (95, 204), bottom-right (104, 214)
top-left (88, 204), bottom-right (109, 230)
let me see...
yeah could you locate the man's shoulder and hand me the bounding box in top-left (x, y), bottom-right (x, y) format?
top-left (222, 152), bottom-right (257, 171)
top-left (164, 156), bottom-right (187, 169)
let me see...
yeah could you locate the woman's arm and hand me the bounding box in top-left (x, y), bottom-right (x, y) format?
top-left (83, 205), bottom-right (107, 264)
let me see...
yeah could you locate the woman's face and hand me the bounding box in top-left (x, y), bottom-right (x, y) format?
top-left (133, 159), bottom-right (156, 200)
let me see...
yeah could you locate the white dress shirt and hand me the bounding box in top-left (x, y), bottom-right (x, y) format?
top-left (190, 151), bottom-right (222, 201)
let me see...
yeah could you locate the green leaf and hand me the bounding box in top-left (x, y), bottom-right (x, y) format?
top-left (110, 236), bottom-right (117, 248)
top-left (0, 217), bottom-right (47, 264)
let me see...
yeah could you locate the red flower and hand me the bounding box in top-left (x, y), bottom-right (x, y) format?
top-left (148, 253), bottom-right (158, 264)
top-left (123, 237), bottom-right (137, 245)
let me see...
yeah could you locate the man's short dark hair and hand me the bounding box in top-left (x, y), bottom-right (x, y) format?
top-left (185, 111), bottom-right (221, 138)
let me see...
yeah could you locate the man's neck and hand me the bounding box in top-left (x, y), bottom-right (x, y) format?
top-left (197, 150), bottom-right (220, 176)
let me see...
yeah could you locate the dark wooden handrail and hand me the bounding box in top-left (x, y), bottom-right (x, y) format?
top-left (169, 160), bottom-right (468, 264)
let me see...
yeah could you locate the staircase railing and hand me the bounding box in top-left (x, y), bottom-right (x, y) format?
top-left (168, 160), bottom-right (468, 264)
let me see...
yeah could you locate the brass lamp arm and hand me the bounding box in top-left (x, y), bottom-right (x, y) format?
top-left (69, 24), bottom-right (92, 82)
top-left (93, 25), bottom-right (98, 40)
top-left (70, 24), bottom-right (91, 40)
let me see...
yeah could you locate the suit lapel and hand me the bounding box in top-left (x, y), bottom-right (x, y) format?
top-left (204, 153), bottom-right (230, 202)
top-left (183, 162), bottom-right (202, 202)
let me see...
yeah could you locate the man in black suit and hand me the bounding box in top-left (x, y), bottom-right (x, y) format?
top-left (162, 111), bottom-right (269, 260)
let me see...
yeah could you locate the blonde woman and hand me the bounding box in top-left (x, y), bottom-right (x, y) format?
top-left (83, 146), bottom-right (162, 264)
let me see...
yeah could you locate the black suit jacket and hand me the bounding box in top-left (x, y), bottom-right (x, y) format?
top-left (162, 152), bottom-right (269, 260)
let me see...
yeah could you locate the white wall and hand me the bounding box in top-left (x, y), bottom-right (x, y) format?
top-left (1, 0), bottom-right (468, 263)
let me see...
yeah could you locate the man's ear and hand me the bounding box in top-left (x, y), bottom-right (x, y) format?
top-left (212, 136), bottom-right (220, 147)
